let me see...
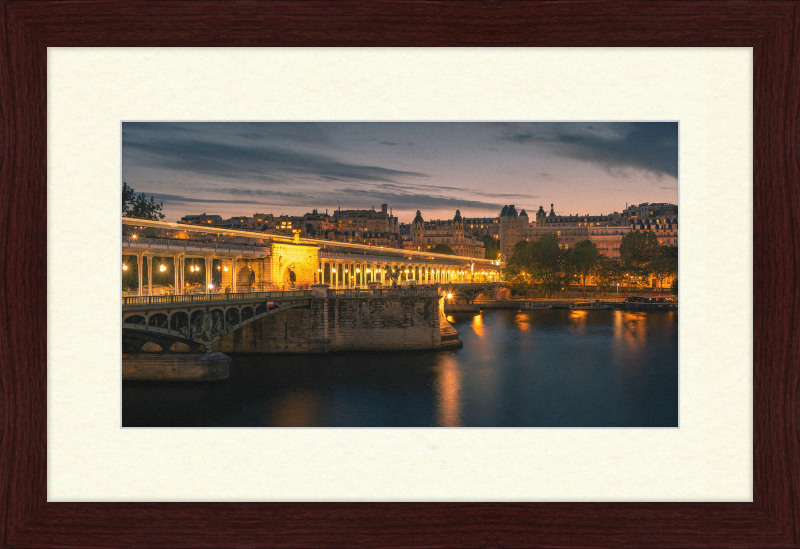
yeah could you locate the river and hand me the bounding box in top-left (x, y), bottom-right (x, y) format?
top-left (122, 309), bottom-right (678, 427)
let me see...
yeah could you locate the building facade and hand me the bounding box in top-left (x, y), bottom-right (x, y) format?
top-left (411, 210), bottom-right (486, 259)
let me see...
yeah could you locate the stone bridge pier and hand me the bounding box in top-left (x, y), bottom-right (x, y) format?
top-left (212, 285), bottom-right (461, 354)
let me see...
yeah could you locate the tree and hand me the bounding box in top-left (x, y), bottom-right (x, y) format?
top-left (649, 247), bottom-right (678, 291)
top-left (619, 230), bottom-right (659, 270)
top-left (122, 182), bottom-right (165, 220)
top-left (480, 234), bottom-right (500, 260)
top-left (530, 234), bottom-right (567, 297)
top-left (502, 235), bottom-right (567, 298)
top-left (569, 239), bottom-right (600, 297)
top-left (428, 244), bottom-right (455, 255)
top-left (594, 258), bottom-right (623, 295)
top-left (670, 277), bottom-right (678, 295)
top-left (502, 240), bottom-right (536, 295)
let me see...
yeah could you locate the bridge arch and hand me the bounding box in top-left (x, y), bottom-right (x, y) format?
top-left (122, 293), bottom-right (310, 353)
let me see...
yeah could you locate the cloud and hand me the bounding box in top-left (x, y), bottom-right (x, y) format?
top-left (146, 193), bottom-right (270, 205)
top-left (123, 127), bottom-right (429, 184)
top-left (202, 185), bottom-right (505, 213)
top-left (379, 141), bottom-right (398, 146)
top-left (496, 122), bottom-right (678, 179)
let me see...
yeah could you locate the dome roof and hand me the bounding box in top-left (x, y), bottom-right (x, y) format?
top-left (453, 209), bottom-right (462, 222)
top-left (500, 205), bottom-right (509, 217)
top-left (506, 205), bottom-right (518, 218)
top-left (413, 210), bottom-right (424, 224)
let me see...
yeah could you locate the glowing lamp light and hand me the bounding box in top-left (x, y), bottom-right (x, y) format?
top-left (122, 265), bottom-right (128, 271)
top-left (131, 234), bottom-right (137, 239)
top-left (446, 293), bottom-right (453, 299)
top-left (223, 266), bottom-right (228, 272)
top-left (207, 284), bottom-right (214, 289)
top-left (159, 265), bottom-right (166, 272)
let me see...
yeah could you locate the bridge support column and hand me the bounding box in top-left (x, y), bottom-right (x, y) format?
top-left (136, 252), bottom-right (144, 296)
top-left (146, 254), bottom-right (153, 296)
top-left (173, 254), bottom-right (180, 295)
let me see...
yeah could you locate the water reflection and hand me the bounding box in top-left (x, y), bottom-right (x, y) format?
top-left (515, 312), bottom-right (531, 330)
top-left (471, 314), bottom-right (485, 337)
top-left (123, 309), bottom-right (678, 427)
top-left (271, 392), bottom-right (319, 426)
top-left (435, 354), bottom-right (462, 427)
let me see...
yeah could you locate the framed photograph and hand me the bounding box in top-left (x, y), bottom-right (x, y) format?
top-left (3, 1), bottom-right (796, 547)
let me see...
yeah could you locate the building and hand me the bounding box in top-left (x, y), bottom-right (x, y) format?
top-left (497, 205), bottom-right (529, 257)
top-left (587, 226), bottom-right (632, 259)
top-left (463, 216), bottom-right (500, 241)
top-left (331, 204), bottom-right (399, 235)
top-left (179, 213), bottom-right (224, 225)
top-left (411, 210), bottom-right (486, 259)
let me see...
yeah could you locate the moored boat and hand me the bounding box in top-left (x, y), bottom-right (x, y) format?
top-left (569, 300), bottom-right (613, 310)
top-left (623, 295), bottom-right (678, 311)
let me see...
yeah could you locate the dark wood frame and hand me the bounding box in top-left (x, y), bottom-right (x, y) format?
top-left (1, 1), bottom-right (797, 547)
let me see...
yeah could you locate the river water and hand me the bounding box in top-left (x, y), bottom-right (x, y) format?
top-left (122, 309), bottom-right (678, 427)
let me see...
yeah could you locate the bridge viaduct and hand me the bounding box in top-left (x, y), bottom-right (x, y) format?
top-left (122, 218), bottom-right (503, 380)
top-left (123, 217), bottom-right (502, 297)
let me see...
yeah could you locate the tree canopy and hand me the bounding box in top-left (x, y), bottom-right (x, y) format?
top-left (568, 239), bottom-right (601, 297)
top-left (480, 234), bottom-right (500, 260)
top-left (123, 182), bottom-right (165, 221)
top-left (502, 234), bottom-right (569, 297)
top-left (619, 230), bottom-right (660, 269)
top-left (428, 244), bottom-right (455, 255)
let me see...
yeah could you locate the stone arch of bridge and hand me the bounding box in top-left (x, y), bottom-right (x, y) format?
top-left (122, 300), bottom-right (307, 353)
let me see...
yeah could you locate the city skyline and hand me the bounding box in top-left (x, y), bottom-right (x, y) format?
top-left (122, 122), bottom-right (679, 223)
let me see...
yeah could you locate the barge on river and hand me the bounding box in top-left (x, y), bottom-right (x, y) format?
top-left (569, 300), bottom-right (614, 310)
top-left (623, 295), bottom-right (678, 311)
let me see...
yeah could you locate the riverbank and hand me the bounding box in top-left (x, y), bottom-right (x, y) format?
top-left (445, 299), bottom-right (624, 312)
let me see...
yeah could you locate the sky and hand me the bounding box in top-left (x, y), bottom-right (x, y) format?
top-left (121, 122), bottom-right (679, 224)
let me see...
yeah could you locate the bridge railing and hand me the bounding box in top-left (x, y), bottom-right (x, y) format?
top-left (122, 290), bottom-right (312, 307)
top-left (122, 235), bottom-right (271, 254)
top-left (327, 288), bottom-right (440, 298)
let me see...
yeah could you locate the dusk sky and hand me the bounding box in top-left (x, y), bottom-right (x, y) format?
top-left (121, 122), bottom-right (678, 223)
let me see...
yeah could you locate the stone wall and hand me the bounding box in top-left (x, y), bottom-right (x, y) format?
top-left (212, 292), bottom-right (460, 354)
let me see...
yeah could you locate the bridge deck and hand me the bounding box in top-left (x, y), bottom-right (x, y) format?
top-left (122, 283), bottom-right (502, 310)
top-left (122, 290), bottom-right (312, 309)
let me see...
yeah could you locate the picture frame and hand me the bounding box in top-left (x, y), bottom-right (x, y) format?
top-left (2, 1), bottom-right (796, 547)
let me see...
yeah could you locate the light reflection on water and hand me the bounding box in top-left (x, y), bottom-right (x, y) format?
top-left (122, 309), bottom-right (678, 427)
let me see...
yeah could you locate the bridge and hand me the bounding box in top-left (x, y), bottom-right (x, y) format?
top-left (122, 217), bottom-right (504, 297)
top-left (122, 290), bottom-right (313, 353)
top-left (122, 282), bottom-right (503, 357)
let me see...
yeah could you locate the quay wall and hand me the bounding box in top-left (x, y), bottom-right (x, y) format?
top-left (122, 351), bottom-right (230, 381)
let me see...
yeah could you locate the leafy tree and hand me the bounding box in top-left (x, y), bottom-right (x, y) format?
top-left (428, 244), bottom-right (455, 255)
top-left (122, 182), bottom-right (165, 220)
top-left (649, 249), bottom-right (678, 291)
top-left (659, 245), bottom-right (678, 259)
top-left (670, 277), bottom-right (678, 295)
top-left (568, 239), bottom-right (600, 297)
top-left (480, 234), bottom-right (500, 260)
top-left (503, 235), bottom-right (567, 298)
top-left (619, 230), bottom-right (659, 270)
top-left (528, 234), bottom-right (564, 297)
top-left (594, 258), bottom-right (623, 295)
